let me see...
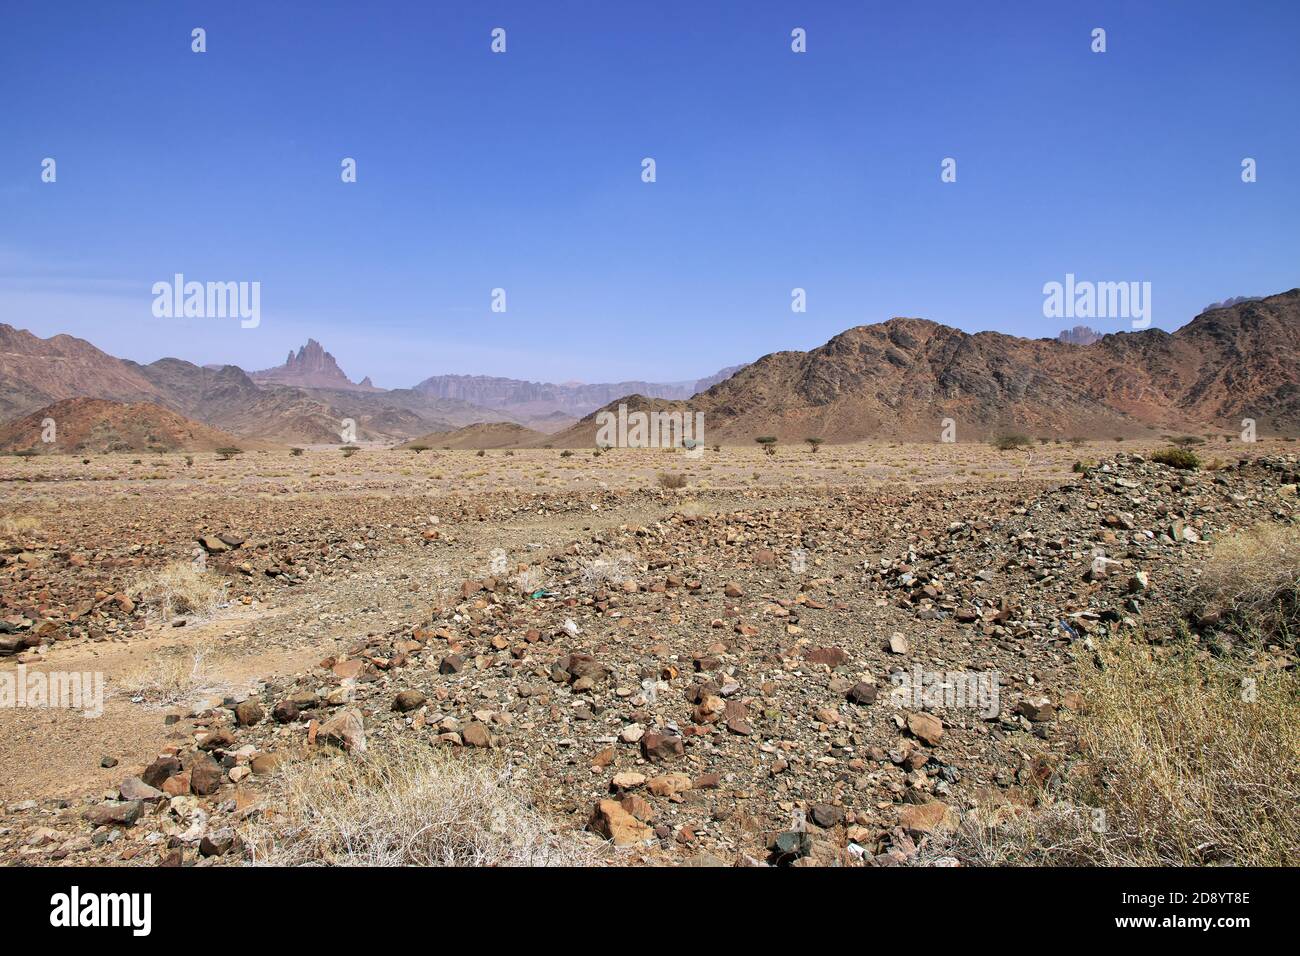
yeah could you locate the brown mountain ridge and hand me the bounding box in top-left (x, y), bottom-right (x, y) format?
top-left (2, 289), bottom-right (1297, 447)
top-left (543, 289), bottom-right (1300, 446)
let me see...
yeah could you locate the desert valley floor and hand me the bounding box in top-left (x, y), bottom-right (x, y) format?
top-left (1, 438), bottom-right (1296, 866)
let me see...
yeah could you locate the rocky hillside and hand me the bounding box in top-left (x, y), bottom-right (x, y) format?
top-left (0, 398), bottom-right (246, 453)
top-left (689, 290), bottom-right (1300, 443)
top-left (400, 421), bottom-right (547, 450)
top-left (0, 324), bottom-right (162, 422)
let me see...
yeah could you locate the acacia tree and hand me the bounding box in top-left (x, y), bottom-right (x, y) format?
top-left (804, 437), bottom-right (823, 454)
top-left (756, 436), bottom-right (778, 457)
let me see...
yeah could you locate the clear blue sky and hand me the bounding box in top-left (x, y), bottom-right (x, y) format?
top-left (2, 0), bottom-right (1297, 387)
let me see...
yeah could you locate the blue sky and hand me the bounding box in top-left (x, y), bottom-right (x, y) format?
top-left (2, 0), bottom-right (1297, 387)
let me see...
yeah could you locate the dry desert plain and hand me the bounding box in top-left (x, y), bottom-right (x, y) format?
top-left (1, 437), bottom-right (1297, 866)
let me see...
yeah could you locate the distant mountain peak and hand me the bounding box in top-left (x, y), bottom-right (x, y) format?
top-left (1057, 325), bottom-right (1103, 346)
top-left (252, 340), bottom-right (378, 391)
top-left (1202, 295), bottom-right (1262, 313)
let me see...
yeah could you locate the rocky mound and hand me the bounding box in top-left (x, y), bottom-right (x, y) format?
top-left (400, 421), bottom-right (547, 450)
top-left (0, 398), bottom-right (247, 454)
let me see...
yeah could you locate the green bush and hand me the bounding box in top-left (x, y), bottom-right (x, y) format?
top-left (991, 434), bottom-right (1032, 451)
top-left (1151, 446), bottom-right (1201, 470)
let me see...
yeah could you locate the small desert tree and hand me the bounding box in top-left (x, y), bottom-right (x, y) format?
top-left (804, 437), bottom-right (823, 454)
top-left (215, 447), bottom-right (243, 461)
top-left (756, 436), bottom-right (778, 457)
top-left (990, 434), bottom-right (1032, 452)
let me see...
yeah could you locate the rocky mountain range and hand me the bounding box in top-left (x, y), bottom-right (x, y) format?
top-left (2, 289), bottom-right (1296, 449)
top-left (538, 289), bottom-right (1300, 446)
top-left (0, 326), bottom-right (505, 444)
top-left (412, 366), bottom-right (745, 419)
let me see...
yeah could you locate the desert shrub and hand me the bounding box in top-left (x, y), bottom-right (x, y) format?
top-left (755, 436), bottom-right (778, 456)
top-left (1151, 446), bottom-right (1201, 470)
top-left (341, 445), bottom-right (360, 457)
top-left (657, 471), bottom-right (687, 489)
top-left (215, 447), bottom-right (243, 460)
top-left (560, 450), bottom-right (573, 458)
top-left (925, 630), bottom-right (1299, 866)
top-left (290, 447), bottom-right (304, 456)
top-left (134, 560), bottom-right (228, 620)
top-left (476, 450), bottom-right (486, 457)
top-left (245, 741), bottom-right (593, 867)
top-left (991, 434), bottom-right (1032, 451)
top-left (407, 445), bottom-right (428, 454)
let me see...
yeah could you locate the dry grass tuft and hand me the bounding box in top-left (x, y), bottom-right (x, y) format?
top-left (246, 740), bottom-right (595, 866)
top-left (1197, 522), bottom-right (1300, 638)
top-left (656, 471), bottom-right (687, 489)
top-left (510, 565), bottom-right (546, 595)
top-left (134, 560), bottom-right (229, 621)
top-left (0, 513), bottom-right (42, 538)
top-left (926, 630), bottom-right (1299, 866)
top-left (118, 647), bottom-right (222, 706)
top-left (579, 552), bottom-right (636, 588)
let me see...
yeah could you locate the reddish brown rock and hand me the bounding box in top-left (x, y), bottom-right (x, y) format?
top-left (906, 711), bottom-right (944, 746)
top-left (640, 732), bottom-right (685, 762)
top-left (589, 799), bottom-right (653, 846)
